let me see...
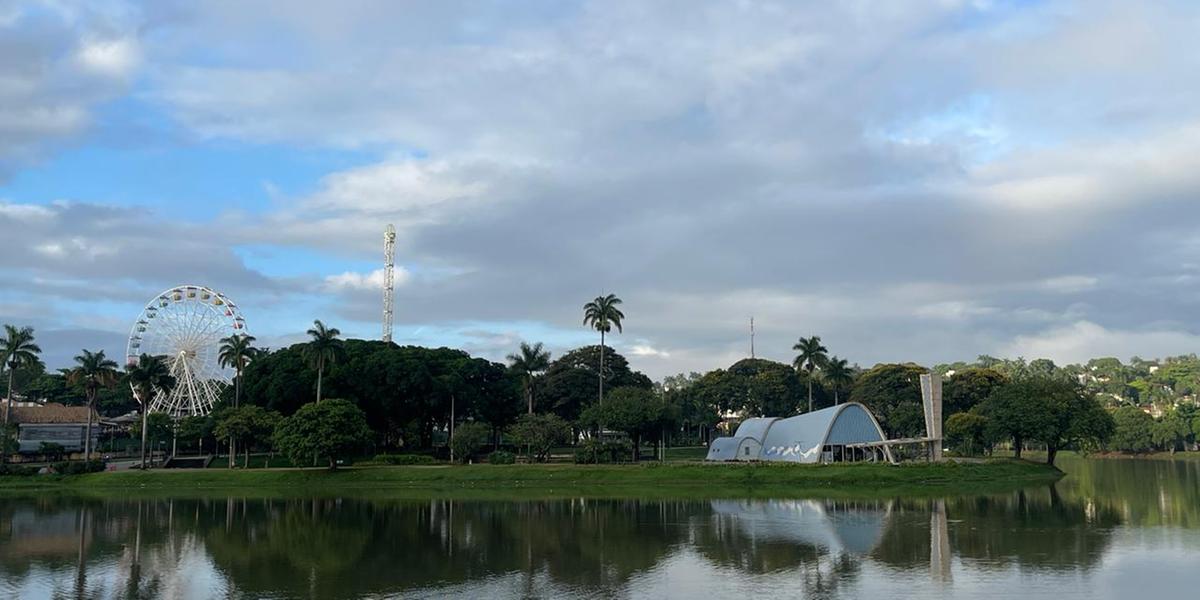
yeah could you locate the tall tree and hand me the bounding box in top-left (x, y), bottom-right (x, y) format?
top-left (2, 325), bottom-right (41, 460)
top-left (579, 386), bottom-right (665, 462)
top-left (849, 363), bottom-right (928, 438)
top-left (126, 354), bottom-right (175, 469)
top-left (540, 345), bottom-right (651, 423)
top-left (582, 294), bottom-right (624, 405)
top-left (219, 333), bottom-right (258, 467)
top-left (303, 320), bottom-right (345, 404)
top-left (1023, 378), bottom-right (1113, 466)
top-left (507, 341), bottom-right (551, 414)
top-left (822, 356), bottom-right (853, 405)
top-left (66, 350), bottom-right (119, 460)
top-left (943, 367), bottom-right (1008, 415)
top-left (792, 336), bottom-right (828, 413)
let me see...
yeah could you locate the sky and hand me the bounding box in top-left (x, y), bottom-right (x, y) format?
top-left (3, 0), bottom-right (1200, 378)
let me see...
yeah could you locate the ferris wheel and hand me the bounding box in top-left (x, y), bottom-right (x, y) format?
top-left (126, 285), bottom-right (247, 417)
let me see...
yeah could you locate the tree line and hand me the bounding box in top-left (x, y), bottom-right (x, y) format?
top-left (5, 298), bottom-right (1200, 467)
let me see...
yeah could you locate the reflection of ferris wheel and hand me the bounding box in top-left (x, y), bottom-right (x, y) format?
top-left (126, 285), bottom-right (247, 417)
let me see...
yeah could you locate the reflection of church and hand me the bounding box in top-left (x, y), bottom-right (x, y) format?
top-left (710, 499), bottom-right (890, 555)
top-left (709, 498), bottom-right (952, 582)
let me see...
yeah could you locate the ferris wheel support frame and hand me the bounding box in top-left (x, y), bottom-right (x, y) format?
top-left (125, 284), bottom-right (247, 418)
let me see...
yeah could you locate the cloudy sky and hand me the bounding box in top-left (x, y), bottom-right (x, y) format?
top-left (2, 0), bottom-right (1200, 377)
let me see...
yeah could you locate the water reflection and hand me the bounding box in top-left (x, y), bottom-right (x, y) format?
top-left (0, 457), bottom-right (1198, 598)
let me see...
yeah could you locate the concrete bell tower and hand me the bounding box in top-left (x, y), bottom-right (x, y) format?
top-left (920, 372), bottom-right (944, 462)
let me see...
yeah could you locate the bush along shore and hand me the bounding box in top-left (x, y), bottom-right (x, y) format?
top-left (0, 459), bottom-right (1062, 499)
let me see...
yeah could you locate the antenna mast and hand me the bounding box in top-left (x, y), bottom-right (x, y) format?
top-left (383, 224), bottom-right (396, 343)
top-left (750, 317), bottom-right (755, 359)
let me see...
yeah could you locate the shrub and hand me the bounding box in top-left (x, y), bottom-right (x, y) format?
top-left (506, 413), bottom-right (571, 462)
top-left (488, 450), bottom-right (516, 465)
top-left (273, 399), bottom-right (373, 470)
top-left (573, 438), bottom-right (633, 464)
top-left (0, 464), bottom-right (38, 477)
top-left (945, 412), bottom-right (990, 456)
top-left (39, 442), bottom-right (66, 461)
top-left (450, 422), bottom-right (490, 463)
top-left (375, 453), bottom-right (438, 465)
top-left (51, 460), bottom-right (105, 475)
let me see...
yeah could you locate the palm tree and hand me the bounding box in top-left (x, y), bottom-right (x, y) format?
top-left (582, 294), bottom-right (624, 405)
top-left (219, 334), bottom-right (258, 468)
top-left (1, 325), bottom-right (41, 462)
top-left (507, 342), bottom-right (551, 414)
top-left (219, 334), bottom-right (258, 408)
top-left (127, 354), bottom-right (175, 469)
top-left (66, 350), bottom-right (119, 460)
top-left (2, 325), bottom-right (41, 423)
top-left (792, 336), bottom-right (829, 413)
top-left (822, 356), bottom-right (854, 405)
top-left (303, 320), bottom-right (345, 404)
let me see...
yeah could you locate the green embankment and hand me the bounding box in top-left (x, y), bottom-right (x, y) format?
top-left (0, 460), bottom-right (1061, 499)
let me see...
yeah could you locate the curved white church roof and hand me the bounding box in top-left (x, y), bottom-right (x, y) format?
top-left (707, 402), bottom-right (888, 464)
top-left (732, 417), bottom-right (778, 441)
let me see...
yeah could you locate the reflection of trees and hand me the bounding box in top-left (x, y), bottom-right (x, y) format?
top-left (5, 462), bottom-right (1183, 598)
top-left (949, 486), bottom-right (1119, 570)
top-left (200, 497), bottom-right (690, 598)
top-left (1056, 457), bottom-right (1200, 528)
top-left (872, 486), bottom-right (1120, 572)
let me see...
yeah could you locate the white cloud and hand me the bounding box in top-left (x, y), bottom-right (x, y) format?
top-left (1000, 321), bottom-right (1200, 365)
top-left (1040, 275), bottom-right (1099, 294)
top-left (76, 36), bottom-right (140, 78)
top-left (10, 0), bottom-right (1200, 378)
top-left (913, 301), bottom-right (997, 321)
top-left (0, 3), bottom-right (141, 172)
top-left (627, 343), bottom-right (670, 359)
top-left (0, 201), bottom-right (55, 222)
top-left (33, 237), bottom-right (117, 261)
top-left (323, 267), bottom-right (410, 292)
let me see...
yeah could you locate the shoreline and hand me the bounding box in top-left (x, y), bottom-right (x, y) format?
top-left (0, 460), bottom-right (1062, 499)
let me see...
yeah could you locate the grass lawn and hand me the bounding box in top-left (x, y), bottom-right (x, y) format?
top-left (0, 459), bottom-right (1061, 499)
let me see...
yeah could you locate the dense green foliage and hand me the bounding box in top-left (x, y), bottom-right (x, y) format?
top-left (488, 450), bottom-right (516, 464)
top-left (682, 358), bottom-right (821, 420)
top-left (539, 346), bottom-right (651, 421)
top-left (979, 378), bottom-right (1113, 465)
top-left (242, 340), bottom-right (521, 450)
top-left (374, 453), bottom-right (439, 465)
top-left (943, 368), bottom-right (1007, 415)
top-left (574, 438), bottom-right (634, 464)
top-left (176, 415), bottom-right (214, 452)
top-left (450, 422), bottom-right (490, 463)
top-left (945, 412), bottom-right (989, 456)
top-left (506, 413), bottom-right (571, 462)
top-left (131, 412), bottom-right (173, 449)
top-left (214, 406), bottom-right (282, 467)
top-left (579, 386), bottom-right (676, 461)
top-left (273, 399), bottom-right (373, 469)
top-left (850, 363), bottom-right (927, 438)
top-left (1111, 407), bottom-right (1156, 453)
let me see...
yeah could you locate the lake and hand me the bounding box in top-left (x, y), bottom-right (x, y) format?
top-left (2, 457), bottom-right (1199, 599)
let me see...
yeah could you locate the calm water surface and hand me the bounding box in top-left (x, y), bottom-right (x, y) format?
top-left (2, 457), bottom-right (1199, 599)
